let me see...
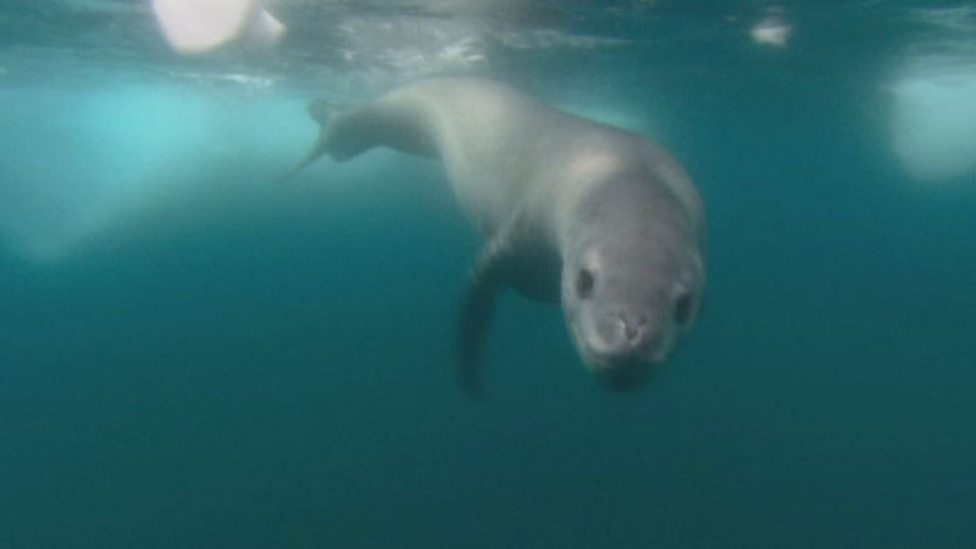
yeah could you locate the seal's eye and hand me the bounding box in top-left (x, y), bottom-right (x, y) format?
top-left (576, 269), bottom-right (595, 299)
top-left (674, 293), bottom-right (693, 325)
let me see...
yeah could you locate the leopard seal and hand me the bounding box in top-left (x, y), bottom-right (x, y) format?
top-left (291, 77), bottom-right (706, 395)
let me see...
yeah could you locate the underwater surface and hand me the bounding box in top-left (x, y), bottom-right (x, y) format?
top-left (1, 0), bottom-right (975, 546)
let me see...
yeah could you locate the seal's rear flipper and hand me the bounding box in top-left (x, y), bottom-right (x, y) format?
top-left (308, 98), bottom-right (340, 126)
top-left (276, 136), bottom-right (329, 183)
top-left (276, 99), bottom-right (346, 183)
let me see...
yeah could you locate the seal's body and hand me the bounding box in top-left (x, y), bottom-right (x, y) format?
top-left (295, 78), bottom-right (706, 394)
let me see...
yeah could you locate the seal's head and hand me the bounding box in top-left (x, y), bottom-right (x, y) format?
top-left (561, 179), bottom-right (705, 391)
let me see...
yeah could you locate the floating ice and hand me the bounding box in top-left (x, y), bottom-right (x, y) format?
top-left (0, 81), bottom-right (312, 262)
top-left (151, 0), bottom-right (285, 54)
top-left (750, 9), bottom-right (791, 48)
top-left (890, 63), bottom-right (976, 182)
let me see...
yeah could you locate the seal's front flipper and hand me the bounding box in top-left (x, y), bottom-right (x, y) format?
top-left (458, 269), bottom-right (496, 398)
top-left (457, 233), bottom-right (517, 398)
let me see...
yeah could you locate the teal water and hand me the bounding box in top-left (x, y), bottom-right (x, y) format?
top-left (2, 1), bottom-right (975, 547)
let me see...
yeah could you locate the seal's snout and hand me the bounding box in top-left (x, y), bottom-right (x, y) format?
top-left (598, 310), bottom-right (662, 358)
top-left (616, 311), bottom-right (650, 346)
top-left (581, 309), bottom-right (672, 391)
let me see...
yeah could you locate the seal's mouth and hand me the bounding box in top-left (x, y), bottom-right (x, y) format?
top-left (584, 352), bottom-right (668, 392)
top-left (601, 364), bottom-right (657, 392)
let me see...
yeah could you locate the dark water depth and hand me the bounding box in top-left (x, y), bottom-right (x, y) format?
top-left (2, 1), bottom-right (975, 547)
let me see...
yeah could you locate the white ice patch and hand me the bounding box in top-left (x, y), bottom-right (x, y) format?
top-left (891, 64), bottom-right (976, 182)
top-left (0, 82), bottom-right (314, 262)
top-left (151, 0), bottom-right (285, 54)
top-left (750, 16), bottom-right (791, 48)
top-left (335, 14), bottom-right (489, 80)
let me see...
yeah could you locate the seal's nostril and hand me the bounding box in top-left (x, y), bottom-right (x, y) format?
top-left (607, 311), bottom-right (647, 345)
top-left (618, 313), bottom-right (645, 343)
